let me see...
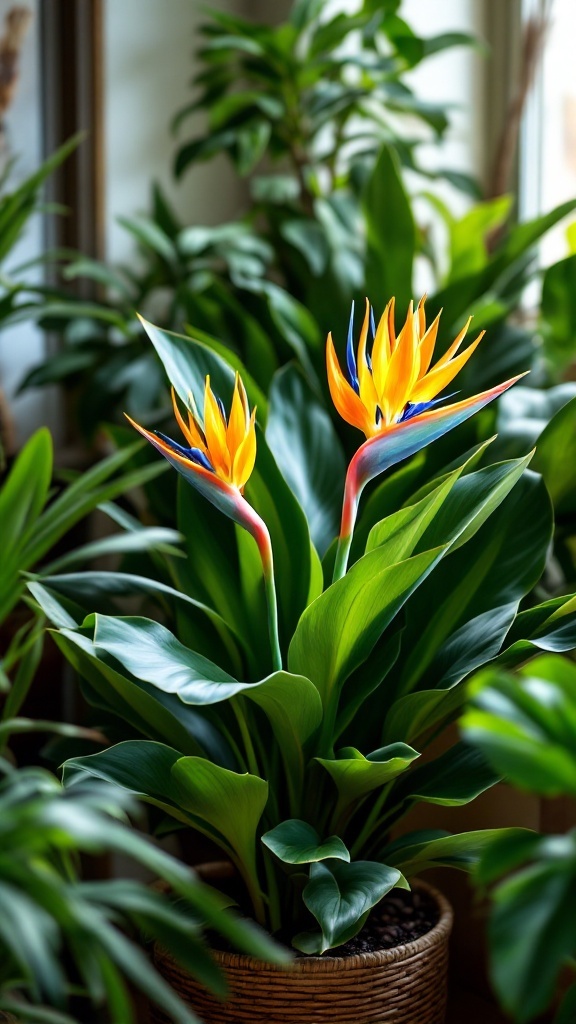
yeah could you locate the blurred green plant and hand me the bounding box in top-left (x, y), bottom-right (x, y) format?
top-left (461, 656), bottom-right (576, 1024)
top-left (0, 760), bottom-right (285, 1024)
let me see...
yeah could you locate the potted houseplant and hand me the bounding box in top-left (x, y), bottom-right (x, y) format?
top-left (33, 297), bottom-right (576, 1023)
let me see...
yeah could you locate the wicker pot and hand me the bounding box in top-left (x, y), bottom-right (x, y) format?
top-left (151, 879), bottom-right (453, 1024)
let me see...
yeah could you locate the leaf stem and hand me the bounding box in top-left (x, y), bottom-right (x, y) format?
top-left (231, 698), bottom-right (260, 778)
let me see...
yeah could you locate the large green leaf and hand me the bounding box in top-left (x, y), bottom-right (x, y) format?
top-left (64, 743), bottom-right (269, 897)
top-left (288, 543), bottom-right (444, 713)
top-left (53, 629), bottom-right (227, 761)
top-left (391, 471), bottom-right (552, 697)
top-left (383, 592), bottom-right (576, 746)
top-left (428, 197), bottom-right (576, 336)
top-left (384, 828), bottom-right (530, 876)
top-left (447, 195), bottom-right (513, 284)
top-left (30, 570), bottom-right (244, 675)
top-left (391, 742), bottom-right (499, 810)
top-left (92, 615), bottom-right (244, 702)
top-left (532, 396), bottom-right (576, 514)
top-left (541, 253), bottom-right (576, 372)
top-left (496, 594), bottom-right (576, 667)
top-left (266, 365), bottom-right (346, 557)
top-left (300, 859), bottom-right (407, 952)
top-left (171, 757), bottom-right (269, 898)
top-left (261, 820), bottom-right (350, 864)
top-left (363, 145), bottom-right (415, 314)
top-left (138, 317), bottom-right (266, 421)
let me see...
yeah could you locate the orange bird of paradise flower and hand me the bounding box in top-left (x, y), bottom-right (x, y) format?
top-left (126, 372), bottom-right (282, 670)
top-left (328, 296), bottom-right (526, 580)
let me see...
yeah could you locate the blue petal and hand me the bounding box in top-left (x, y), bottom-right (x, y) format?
top-left (216, 396), bottom-right (226, 421)
top-left (346, 301), bottom-right (359, 393)
top-left (399, 392), bottom-right (459, 423)
top-left (156, 432), bottom-right (214, 472)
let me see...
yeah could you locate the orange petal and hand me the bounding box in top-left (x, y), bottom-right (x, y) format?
top-left (327, 333), bottom-right (373, 436)
top-left (171, 387), bottom-right (207, 452)
top-left (227, 373), bottom-right (248, 458)
top-left (388, 296), bottom-right (397, 351)
top-left (409, 331), bottom-right (485, 404)
top-left (384, 302), bottom-right (420, 420)
top-left (357, 299), bottom-right (379, 414)
top-left (232, 407), bottom-right (257, 489)
top-left (417, 311), bottom-right (442, 377)
top-left (434, 317), bottom-right (473, 369)
top-left (371, 299), bottom-right (393, 402)
top-left (203, 376), bottom-right (231, 477)
top-left (416, 295), bottom-right (427, 340)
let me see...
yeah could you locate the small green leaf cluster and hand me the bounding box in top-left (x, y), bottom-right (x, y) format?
top-left (462, 656), bottom-right (576, 1023)
top-left (36, 324), bottom-right (576, 953)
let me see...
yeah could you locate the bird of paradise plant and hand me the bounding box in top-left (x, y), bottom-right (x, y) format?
top-left (32, 299), bottom-right (576, 957)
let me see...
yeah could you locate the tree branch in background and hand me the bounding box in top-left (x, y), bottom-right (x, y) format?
top-left (488, 0), bottom-right (553, 202)
top-left (0, 5), bottom-right (32, 138)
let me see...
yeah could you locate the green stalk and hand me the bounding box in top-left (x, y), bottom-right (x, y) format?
top-left (263, 557), bottom-right (282, 672)
top-left (262, 848), bottom-right (282, 934)
top-left (349, 783), bottom-right (394, 859)
top-left (332, 533), bottom-right (352, 583)
top-left (231, 699), bottom-right (260, 778)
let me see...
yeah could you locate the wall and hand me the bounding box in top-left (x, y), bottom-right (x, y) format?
top-left (103, 0), bottom-right (253, 265)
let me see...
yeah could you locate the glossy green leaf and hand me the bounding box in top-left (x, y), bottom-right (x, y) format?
top-left (391, 471), bottom-right (552, 698)
top-left (138, 317), bottom-right (266, 423)
top-left (92, 615), bottom-right (244, 703)
top-left (30, 570), bottom-right (244, 675)
top-left (266, 365), bottom-right (346, 556)
top-left (53, 628), bottom-right (229, 763)
top-left (532, 396), bottom-right (576, 514)
top-left (541, 253), bottom-right (576, 371)
top-left (392, 742), bottom-right (499, 809)
top-left (262, 820), bottom-right (350, 864)
top-left (288, 544), bottom-right (444, 710)
top-left (64, 742), bottom-right (269, 893)
top-left (363, 145), bottom-right (415, 314)
top-left (316, 744), bottom-right (419, 825)
top-left (301, 859), bottom-right (407, 952)
top-left (171, 757), bottom-right (269, 896)
top-left (384, 828), bottom-right (530, 876)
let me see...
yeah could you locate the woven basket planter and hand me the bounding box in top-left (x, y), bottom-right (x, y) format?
top-left (150, 879), bottom-right (453, 1024)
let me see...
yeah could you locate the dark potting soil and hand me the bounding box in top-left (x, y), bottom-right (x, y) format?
top-left (209, 886), bottom-right (439, 959)
top-left (326, 886), bottom-right (439, 957)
